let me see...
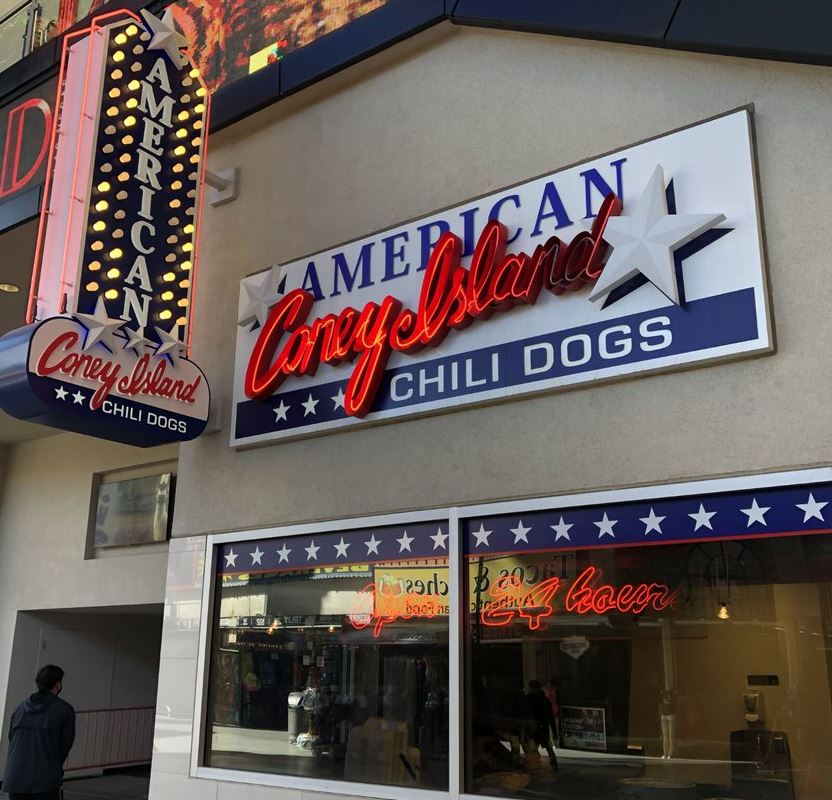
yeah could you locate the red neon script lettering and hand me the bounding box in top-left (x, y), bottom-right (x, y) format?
top-left (480, 566), bottom-right (679, 630)
top-left (245, 195), bottom-right (621, 417)
top-left (348, 582), bottom-right (444, 638)
top-left (36, 332), bottom-right (200, 410)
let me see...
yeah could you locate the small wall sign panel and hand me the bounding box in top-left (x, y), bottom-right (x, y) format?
top-left (0, 10), bottom-right (211, 447)
top-left (232, 109), bottom-right (769, 447)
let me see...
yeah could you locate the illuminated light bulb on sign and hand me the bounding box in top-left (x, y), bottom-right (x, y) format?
top-left (94, 200), bottom-right (108, 212)
top-left (182, 242), bottom-right (192, 252)
top-left (117, 171), bottom-right (129, 182)
top-left (108, 248), bottom-right (122, 260)
top-left (718, 603), bottom-right (730, 620)
top-left (175, 128), bottom-right (187, 139)
top-left (161, 290), bottom-right (173, 300)
top-left (106, 107), bottom-right (118, 117)
top-left (108, 87), bottom-right (120, 98)
top-left (86, 281), bottom-right (98, 291)
top-left (183, 224), bottom-right (194, 234)
top-left (163, 272), bottom-right (175, 282)
top-left (97, 181), bottom-right (111, 192)
top-left (114, 32), bottom-right (127, 45)
top-left (111, 69), bottom-right (122, 80)
top-left (125, 23), bottom-right (138, 35)
top-left (105, 289), bottom-right (118, 299)
top-left (92, 221), bottom-right (106, 232)
top-left (181, 261), bottom-right (192, 271)
top-left (173, 145), bottom-right (186, 156)
top-left (123, 115), bottom-right (136, 127)
top-left (189, 68), bottom-right (199, 78)
top-left (128, 79), bottom-right (140, 91)
top-left (121, 135), bottom-right (133, 146)
top-left (88, 261), bottom-right (101, 271)
top-left (177, 110), bottom-right (189, 121)
top-left (106, 268), bottom-right (120, 279)
top-left (177, 298), bottom-right (188, 308)
top-left (113, 51), bottom-right (125, 62)
top-left (91, 241), bottom-right (104, 252)
top-left (126, 98), bottom-right (138, 109)
top-left (172, 164), bottom-right (184, 174)
top-left (159, 310), bottom-right (172, 320)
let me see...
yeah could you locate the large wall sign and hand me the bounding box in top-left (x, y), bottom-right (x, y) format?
top-left (0, 9), bottom-right (211, 447)
top-left (232, 109), bottom-right (769, 447)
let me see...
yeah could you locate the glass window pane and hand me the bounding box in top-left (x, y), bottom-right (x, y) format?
top-left (206, 524), bottom-right (449, 789)
top-left (93, 473), bottom-right (173, 548)
top-left (464, 500), bottom-right (832, 800)
top-left (0, 5), bottom-right (29, 74)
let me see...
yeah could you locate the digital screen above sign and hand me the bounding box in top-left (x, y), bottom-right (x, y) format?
top-left (0, 9), bottom-right (211, 447)
top-left (172, 0), bottom-right (389, 92)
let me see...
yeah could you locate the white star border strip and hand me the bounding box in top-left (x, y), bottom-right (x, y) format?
top-left (217, 485), bottom-right (832, 574)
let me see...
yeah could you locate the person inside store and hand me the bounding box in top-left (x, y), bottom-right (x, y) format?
top-left (522, 680), bottom-right (559, 773)
top-left (2, 665), bottom-right (76, 800)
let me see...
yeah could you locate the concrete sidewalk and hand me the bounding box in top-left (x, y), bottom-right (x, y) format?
top-left (1, 769), bottom-right (150, 800)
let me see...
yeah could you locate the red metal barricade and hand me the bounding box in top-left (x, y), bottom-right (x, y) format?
top-left (64, 706), bottom-right (155, 771)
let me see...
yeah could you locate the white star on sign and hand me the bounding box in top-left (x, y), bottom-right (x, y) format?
top-left (550, 516), bottom-right (573, 541)
top-left (301, 393), bottom-right (319, 417)
top-left (250, 546), bottom-right (264, 565)
top-left (154, 326), bottom-right (187, 361)
top-left (305, 540), bottom-right (320, 561)
top-left (75, 297), bottom-right (124, 351)
top-left (237, 265), bottom-right (284, 330)
top-left (510, 520), bottom-right (531, 543)
top-left (224, 549), bottom-right (238, 568)
top-left (141, 9), bottom-right (188, 67)
top-left (397, 531), bottom-right (414, 552)
top-left (123, 326), bottom-right (154, 353)
top-left (332, 388), bottom-right (346, 411)
top-left (740, 498), bottom-right (771, 527)
top-left (54, 385), bottom-right (68, 401)
top-left (72, 390), bottom-right (85, 405)
top-left (640, 507), bottom-right (666, 535)
top-left (430, 527), bottom-right (448, 551)
top-left (471, 524), bottom-right (492, 548)
top-left (273, 400), bottom-right (290, 423)
top-left (689, 503), bottom-right (717, 531)
top-left (589, 165), bottom-right (726, 305)
top-left (364, 534), bottom-right (381, 555)
top-left (334, 537), bottom-right (350, 559)
top-left (797, 493), bottom-right (828, 523)
top-left (276, 543), bottom-right (292, 563)
top-left (594, 512), bottom-right (617, 538)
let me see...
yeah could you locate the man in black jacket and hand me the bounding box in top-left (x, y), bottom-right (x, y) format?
top-left (2, 665), bottom-right (75, 800)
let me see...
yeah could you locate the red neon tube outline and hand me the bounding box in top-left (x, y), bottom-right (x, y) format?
top-left (28, 9), bottom-right (140, 323)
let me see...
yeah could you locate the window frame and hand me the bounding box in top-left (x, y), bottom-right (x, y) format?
top-left (191, 465), bottom-right (832, 800)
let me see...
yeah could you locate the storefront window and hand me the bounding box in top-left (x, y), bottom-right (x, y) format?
top-left (206, 523), bottom-right (449, 789)
top-left (464, 487), bottom-right (832, 800)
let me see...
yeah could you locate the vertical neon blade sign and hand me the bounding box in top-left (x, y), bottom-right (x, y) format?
top-left (0, 9), bottom-right (211, 447)
top-left (30, 9), bottom-right (210, 343)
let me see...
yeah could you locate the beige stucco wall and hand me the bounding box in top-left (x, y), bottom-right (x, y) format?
top-left (0, 433), bottom-right (176, 771)
top-left (175, 23), bottom-right (832, 539)
top-left (155, 21), bottom-right (832, 800)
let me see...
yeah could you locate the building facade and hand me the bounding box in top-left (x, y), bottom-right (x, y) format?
top-left (2, 4), bottom-right (832, 800)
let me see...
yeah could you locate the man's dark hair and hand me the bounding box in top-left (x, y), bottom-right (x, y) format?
top-left (35, 665), bottom-right (64, 693)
